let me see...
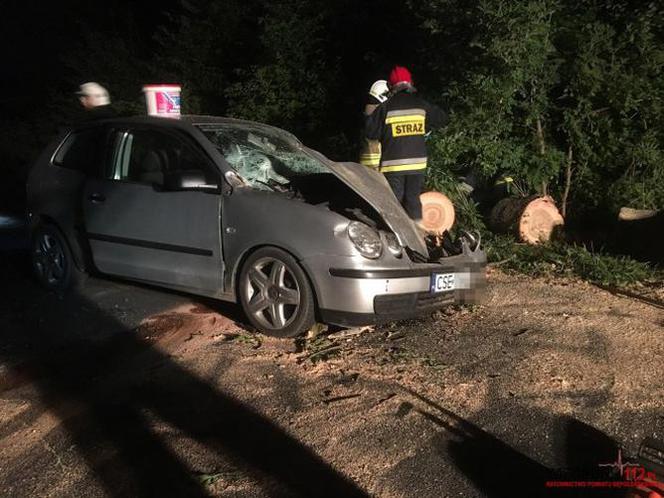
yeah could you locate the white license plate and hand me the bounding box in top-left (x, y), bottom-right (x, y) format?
top-left (430, 273), bottom-right (455, 293)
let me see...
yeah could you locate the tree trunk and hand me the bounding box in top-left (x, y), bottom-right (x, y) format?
top-left (536, 116), bottom-right (548, 196)
top-left (614, 208), bottom-right (664, 262)
top-left (488, 195), bottom-right (565, 244)
top-left (420, 191), bottom-right (455, 234)
top-left (561, 145), bottom-right (573, 218)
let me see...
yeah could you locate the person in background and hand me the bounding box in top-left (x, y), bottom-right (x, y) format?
top-left (76, 82), bottom-right (115, 120)
top-left (359, 80), bottom-right (389, 169)
top-left (365, 66), bottom-right (447, 224)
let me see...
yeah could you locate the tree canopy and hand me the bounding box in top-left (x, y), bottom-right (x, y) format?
top-left (3, 0), bottom-right (664, 220)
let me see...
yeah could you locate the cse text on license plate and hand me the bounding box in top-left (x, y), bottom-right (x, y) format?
top-left (430, 273), bottom-right (455, 293)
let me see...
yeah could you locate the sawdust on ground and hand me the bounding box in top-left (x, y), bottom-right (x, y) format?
top-left (1, 270), bottom-right (662, 497)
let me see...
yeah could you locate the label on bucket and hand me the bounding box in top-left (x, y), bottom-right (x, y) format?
top-left (155, 91), bottom-right (180, 115)
top-left (143, 85), bottom-right (182, 118)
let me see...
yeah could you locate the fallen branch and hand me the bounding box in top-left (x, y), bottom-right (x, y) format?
top-left (594, 284), bottom-right (664, 310)
top-left (306, 345), bottom-right (342, 361)
top-left (323, 393), bottom-right (362, 405)
top-left (489, 255), bottom-right (516, 266)
top-left (328, 326), bottom-right (373, 340)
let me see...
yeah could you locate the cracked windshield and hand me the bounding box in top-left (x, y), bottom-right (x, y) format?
top-left (199, 124), bottom-right (329, 190)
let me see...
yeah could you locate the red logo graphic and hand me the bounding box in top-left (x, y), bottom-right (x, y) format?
top-left (598, 449), bottom-right (643, 478)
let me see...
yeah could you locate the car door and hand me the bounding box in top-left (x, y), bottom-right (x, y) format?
top-left (29, 125), bottom-right (109, 236)
top-left (83, 126), bottom-right (224, 297)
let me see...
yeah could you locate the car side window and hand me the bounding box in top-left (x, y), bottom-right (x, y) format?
top-left (53, 127), bottom-right (106, 177)
top-left (109, 129), bottom-right (216, 187)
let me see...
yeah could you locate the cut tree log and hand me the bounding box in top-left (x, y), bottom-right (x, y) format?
top-left (618, 207), bottom-right (659, 221)
top-left (420, 191), bottom-right (455, 234)
top-left (614, 207), bottom-right (663, 262)
top-left (488, 195), bottom-right (564, 244)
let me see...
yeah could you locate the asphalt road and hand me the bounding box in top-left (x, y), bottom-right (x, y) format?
top-left (0, 211), bottom-right (192, 330)
top-left (1, 214), bottom-right (662, 497)
top-left (0, 216), bottom-right (368, 498)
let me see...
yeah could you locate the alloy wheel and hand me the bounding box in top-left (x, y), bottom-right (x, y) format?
top-left (244, 257), bottom-right (301, 330)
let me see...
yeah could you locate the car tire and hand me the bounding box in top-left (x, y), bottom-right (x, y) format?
top-left (239, 247), bottom-right (316, 338)
top-left (31, 223), bottom-right (86, 292)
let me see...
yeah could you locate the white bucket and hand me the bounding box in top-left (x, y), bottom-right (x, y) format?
top-left (142, 84), bottom-right (181, 118)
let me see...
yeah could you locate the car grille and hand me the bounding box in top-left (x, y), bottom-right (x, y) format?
top-left (374, 291), bottom-right (455, 317)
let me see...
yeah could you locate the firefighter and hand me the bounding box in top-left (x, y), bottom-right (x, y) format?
top-left (365, 66), bottom-right (448, 223)
top-left (76, 82), bottom-right (116, 121)
top-left (359, 80), bottom-right (389, 169)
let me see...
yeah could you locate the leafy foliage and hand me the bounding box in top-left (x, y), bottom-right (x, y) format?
top-left (420, 0), bottom-right (664, 215)
top-left (225, 1), bottom-right (332, 131)
top-left (4, 0), bottom-right (664, 223)
top-left (485, 233), bottom-right (659, 286)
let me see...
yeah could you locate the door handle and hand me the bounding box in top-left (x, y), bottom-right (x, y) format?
top-left (88, 193), bottom-right (106, 203)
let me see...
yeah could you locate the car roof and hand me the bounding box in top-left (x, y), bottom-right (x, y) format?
top-left (75, 115), bottom-right (300, 144)
top-left (82, 115), bottom-right (288, 134)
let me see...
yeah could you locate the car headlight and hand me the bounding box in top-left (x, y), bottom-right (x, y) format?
top-left (384, 232), bottom-right (403, 258)
top-left (347, 221), bottom-right (382, 259)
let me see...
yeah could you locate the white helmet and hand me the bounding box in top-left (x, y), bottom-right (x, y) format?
top-left (77, 82), bottom-right (110, 106)
top-left (368, 80), bottom-right (389, 103)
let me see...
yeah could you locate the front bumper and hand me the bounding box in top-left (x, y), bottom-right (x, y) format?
top-left (307, 249), bottom-right (487, 327)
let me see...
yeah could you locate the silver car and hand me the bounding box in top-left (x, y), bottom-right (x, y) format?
top-left (27, 116), bottom-right (485, 337)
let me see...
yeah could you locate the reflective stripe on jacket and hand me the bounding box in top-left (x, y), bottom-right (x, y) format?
top-left (359, 138), bottom-right (381, 168)
top-left (365, 88), bottom-right (447, 175)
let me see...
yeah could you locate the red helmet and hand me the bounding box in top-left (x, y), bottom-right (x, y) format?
top-left (389, 66), bottom-right (412, 87)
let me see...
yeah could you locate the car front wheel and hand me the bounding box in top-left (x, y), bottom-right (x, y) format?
top-left (239, 247), bottom-right (315, 338)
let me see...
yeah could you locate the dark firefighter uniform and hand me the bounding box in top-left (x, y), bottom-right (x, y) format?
top-left (359, 82), bottom-right (388, 169)
top-left (364, 86), bottom-right (447, 220)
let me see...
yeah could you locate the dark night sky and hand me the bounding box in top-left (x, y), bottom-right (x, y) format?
top-left (1, 0), bottom-right (431, 118)
top-left (0, 0), bottom-right (448, 169)
top-left (1, 0), bottom-right (178, 117)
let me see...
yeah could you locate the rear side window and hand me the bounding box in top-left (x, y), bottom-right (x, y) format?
top-left (108, 129), bottom-right (217, 186)
top-left (53, 127), bottom-right (106, 176)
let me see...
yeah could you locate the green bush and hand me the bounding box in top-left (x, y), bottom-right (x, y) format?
top-left (422, 0), bottom-right (664, 218)
top-left (485, 233), bottom-right (659, 287)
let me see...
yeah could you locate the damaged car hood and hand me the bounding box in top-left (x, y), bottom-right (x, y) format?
top-left (306, 150), bottom-right (428, 257)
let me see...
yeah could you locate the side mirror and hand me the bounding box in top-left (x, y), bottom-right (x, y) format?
top-left (163, 170), bottom-right (218, 192)
top-left (224, 170), bottom-right (246, 188)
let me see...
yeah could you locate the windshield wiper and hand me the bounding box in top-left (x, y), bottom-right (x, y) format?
top-left (256, 178), bottom-right (292, 194)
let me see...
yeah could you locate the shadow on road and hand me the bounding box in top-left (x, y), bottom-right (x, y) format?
top-left (0, 252), bottom-right (367, 497)
top-left (405, 388), bottom-right (625, 498)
